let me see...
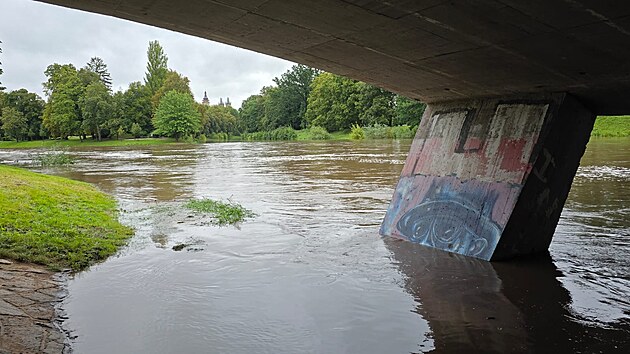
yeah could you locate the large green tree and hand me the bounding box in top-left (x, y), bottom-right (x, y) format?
top-left (122, 81), bottom-right (153, 136)
top-left (0, 107), bottom-right (27, 141)
top-left (356, 83), bottom-right (396, 126)
top-left (79, 81), bottom-right (112, 141)
top-left (264, 64), bottom-right (320, 130)
top-left (2, 89), bottom-right (45, 140)
top-left (106, 90), bottom-right (126, 139)
top-left (305, 72), bottom-right (361, 132)
top-left (199, 104), bottom-right (239, 135)
top-left (144, 40), bottom-right (168, 96)
top-left (85, 57), bottom-right (112, 89)
top-left (43, 93), bottom-right (79, 139)
top-left (43, 64), bottom-right (81, 98)
top-left (151, 70), bottom-right (192, 109)
top-left (42, 64), bottom-right (84, 139)
top-left (394, 95), bottom-right (426, 126)
top-left (153, 90), bottom-right (200, 140)
top-left (239, 94), bottom-right (265, 133)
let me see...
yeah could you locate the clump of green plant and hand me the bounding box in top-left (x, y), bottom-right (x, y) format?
top-left (350, 124), bottom-right (365, 140)
top-left (33, 146), bottom-right (75, 167)
top-left (243, 127), bottom-right (298, 141)
top-left (363, 124), bottom-right (392, 139)
top-left (390, 125), bottom-right (414, 139)
top-left (185, 198), bottom-right (256, 226)
top-left (305, 125), bottom-right (332, 140)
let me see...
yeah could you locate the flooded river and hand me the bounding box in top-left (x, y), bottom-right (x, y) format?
top-left (1, 138), bottom-right (629, 353)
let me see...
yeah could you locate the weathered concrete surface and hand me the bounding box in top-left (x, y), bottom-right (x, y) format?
top-left (33, 0), bottom-right (630, 114)
top-left (381, 93), bottom-right (595, 260)
top-left (0, 260), bottom-right (68, 354)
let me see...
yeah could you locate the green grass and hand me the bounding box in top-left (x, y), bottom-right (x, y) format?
top-left (0, 137), bottom-right (178, 149)
top-left (592, 116), bottom-right (630, 137)
top-left (185, 198), bottom-right (255, 226)
top-left (0, 164), bottom-right (133, 271)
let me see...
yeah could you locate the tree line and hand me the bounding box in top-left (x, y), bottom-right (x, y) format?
top-left (0, 40), bottom-right (239, 142)
top-left (239, 67), bottom-right (425, 134)
top-left (0, 39), bottom-right (425, 142)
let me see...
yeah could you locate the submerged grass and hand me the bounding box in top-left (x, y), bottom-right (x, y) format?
top-left (0, 164), bottom-right (133, 271)
top-left (185, 198), bottom-right (256, 226)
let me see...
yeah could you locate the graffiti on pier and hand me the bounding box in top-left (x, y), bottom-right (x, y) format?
top-left (382, 99), bottom-right (553, 259)
top-left (392, 179), bottom-right (507, 260)
top-left (396, 185), bottom-right (501, 259)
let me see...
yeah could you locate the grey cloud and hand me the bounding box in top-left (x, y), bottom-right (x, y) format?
top-left (0, 0), bottom-right (293, 108)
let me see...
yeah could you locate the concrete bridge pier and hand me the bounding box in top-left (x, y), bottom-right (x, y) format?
top-left (380, 93), bottom-right (595, 260)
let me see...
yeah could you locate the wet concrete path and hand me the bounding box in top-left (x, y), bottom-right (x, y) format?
top-left (0, 260), bottom-right (68, 353)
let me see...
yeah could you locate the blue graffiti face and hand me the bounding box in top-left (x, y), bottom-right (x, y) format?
top-left (396, 184), bottom-right (502, 260)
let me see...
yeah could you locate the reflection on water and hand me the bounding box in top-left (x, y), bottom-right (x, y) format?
top-left (0, 138), bottom-right (628, 353)
top-left (387, 239), bottom-right (629, 353)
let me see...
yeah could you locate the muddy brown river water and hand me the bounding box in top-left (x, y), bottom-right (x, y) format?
top-left (1, 138), bottom-right (629, 353)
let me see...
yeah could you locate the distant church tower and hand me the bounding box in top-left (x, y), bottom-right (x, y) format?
top-left (219, 97), bottom-right (225, 107)
top-left (225, 97), bottom-right (232, 107)
top-left (202, 91), bottom-right (210, 105)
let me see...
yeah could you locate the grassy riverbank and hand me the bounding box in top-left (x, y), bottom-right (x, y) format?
top-left (1, 116), bottom-right (627, 148)
top-left (0, 164), bottom-right (133, 271)
top-left (592, 116), bottom-right (630, 137)
top-left (0, 137), bottom-right (177, 149)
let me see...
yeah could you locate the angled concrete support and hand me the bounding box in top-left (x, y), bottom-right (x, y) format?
top-left (380, 93), bottom-right (595, 260)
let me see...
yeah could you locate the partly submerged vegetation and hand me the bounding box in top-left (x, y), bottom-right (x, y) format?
top-left (592, 116), bottom-right (630, 137)
top-left (32, 146), bottom-right (74, 166)
top-left (185, 198), bottom-right (256, 226)
top-left (0, 164), bottom-right (133, 271)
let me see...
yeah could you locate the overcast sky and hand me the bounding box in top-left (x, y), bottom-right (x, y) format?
top-left (0, 0), bottom-right (294, 108)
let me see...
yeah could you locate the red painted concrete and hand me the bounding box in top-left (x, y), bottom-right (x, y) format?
top-left (381, 94), bottom-right (595, 260)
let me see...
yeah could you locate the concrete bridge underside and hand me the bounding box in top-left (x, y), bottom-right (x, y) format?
top-left (37, 0), bottom-right (630, 114)
top-left (35, 0), bottom-right (629, 260)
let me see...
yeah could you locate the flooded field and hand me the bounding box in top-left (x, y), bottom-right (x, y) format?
top-left (1, 138), bottom-right (628, 353)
